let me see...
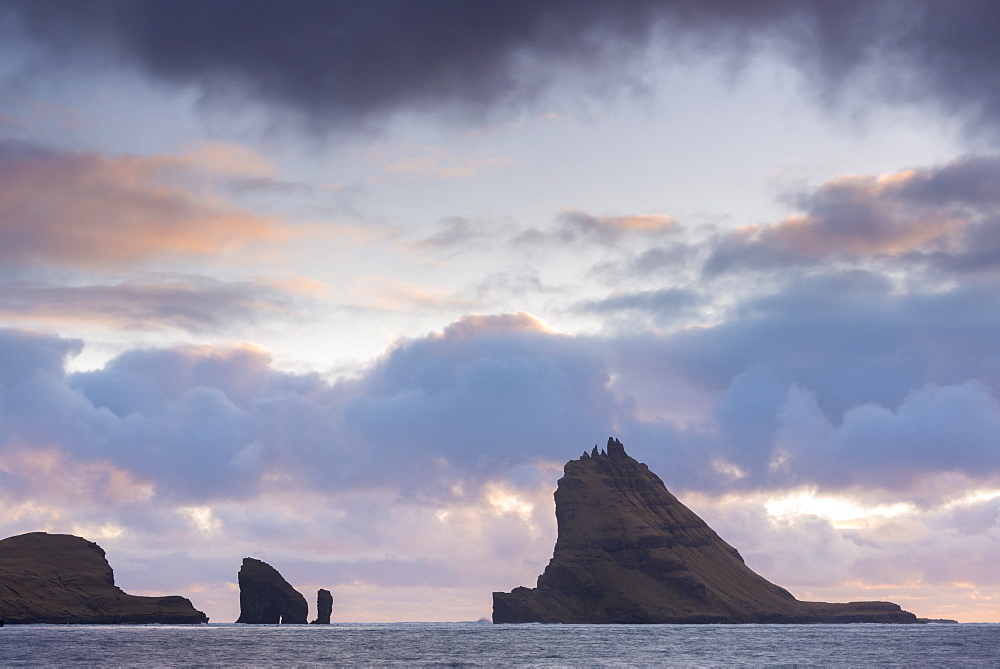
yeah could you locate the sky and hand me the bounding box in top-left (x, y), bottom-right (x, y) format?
top-left (0, 0), bottom-right (999, 623)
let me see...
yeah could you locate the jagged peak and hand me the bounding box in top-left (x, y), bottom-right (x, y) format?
top-left (494, 439), bottom-right (920, 625)
top-left (606, 437), bottom-right (626, 458)
top-left (591, 445), bottom-right (599, 457)
top-left (581, 450), bottom-right (591, 459)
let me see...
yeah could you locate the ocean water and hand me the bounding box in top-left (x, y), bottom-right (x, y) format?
top-left (1, 622), bottom-right (997, 667)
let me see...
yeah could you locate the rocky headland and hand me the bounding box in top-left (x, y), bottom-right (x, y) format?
top-left (235, 557), bottom-right (308, 624)
top-left (493, 439), bottom-right (920, 624)
top-left (0, 532), bottom-right (208, 624)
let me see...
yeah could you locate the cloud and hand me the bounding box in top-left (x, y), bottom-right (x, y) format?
top-left (703, 156), bottom-right (1000, 276)
top-left (0, 112), bottom-right (24, 130)
top-left (689, 490), bottom-right (1000, 621)
top-left (183, 142), bottom-right (276, 179)
top-left (578, 288), bottom-right (701, 316)
top-left (378, 149), bottom-right (514, 181)
top-left (0, 0), bottom-right (664, 128)
top-left (0, 278), bottom-right (308, 332)
top-left (467, 267), bottom-right (562, 303)
top-left (0, 139), bottom-right (286, 268)
top-left (408, 216), bottom-right (502, 252)
top-left (0, 314), bottom-right (620, 504)
top-left (0, 0), bottom-right (1000, 132)
top-left (777, 381), bottom-right (1000, 491)
top-left (3, 299), bottom-right (1000, 620)
top-left (4, 278), bottom-right (1000, 511)
top-left (8, 2), bottom-right (1000, 133)
top-left (608, 273), bottom-right (1000, 497)
top-left (516, 208), bottom-right (678, 247)
top-left (576, 287), bottom-right (704, 330)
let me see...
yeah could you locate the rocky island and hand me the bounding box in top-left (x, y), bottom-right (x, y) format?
top-left (493, 439), bottom-right (919, 624)
top-left (312, 588), bottom-right (333, 624)
top-left (0, 532), bottom-right (208, 624)
top-left (235, 557), bottom-right (308, 624)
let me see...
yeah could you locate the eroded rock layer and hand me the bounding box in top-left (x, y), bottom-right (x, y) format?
top-left (0, 532), bottom-right (208, 624)
top-left (235, 557), bottom-right (308, 624)
top-left (493, 439), bottom-right (919, 624)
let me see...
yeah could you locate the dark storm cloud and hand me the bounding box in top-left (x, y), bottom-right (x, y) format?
top-left (0, 0), bottom-right (666, 128)
top-left (5, 1), bottom-right (1000, 131)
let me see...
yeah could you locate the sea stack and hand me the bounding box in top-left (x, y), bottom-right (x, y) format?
top-left (235, 557), bottom-right (308, 624)
top-left (311, 588), bottom-right (333, 624)
top-left (493, 438), bottom-right (920, 624)
top-left (0, 532), bottom-right (208, 624)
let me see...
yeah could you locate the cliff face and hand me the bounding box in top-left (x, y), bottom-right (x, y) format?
top-left (493, 439), bottom-right (919, 624)
top-left (235, 557), bottom-right (308, 624)
top-left (0, 532), bottom-right (208, 624)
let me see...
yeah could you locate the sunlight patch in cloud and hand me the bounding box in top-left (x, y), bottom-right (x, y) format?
top-left (764, 488), bottom-right (914, 530)
top-left (180, 506), bottom-right (222, 534)
top-left (70, 522), bottom-right (126, 540)
top-left (485, 484), bottom-right (535, 522)
top-left (436, 311), bottom-right (559, 340)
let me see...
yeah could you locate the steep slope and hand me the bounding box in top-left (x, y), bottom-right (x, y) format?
top-left (235, 557), bottom-right (308, 624)
top-left (493, 439), bottom-right (919, 624)
top-left (0, 532), bottom-right (208, 624)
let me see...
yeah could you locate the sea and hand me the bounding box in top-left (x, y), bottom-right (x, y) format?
top-left (1, 622), bottom-right (998, 667)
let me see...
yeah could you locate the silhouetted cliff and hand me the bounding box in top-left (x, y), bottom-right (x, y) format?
top-left (493, 439), bottom-right (919, 624)
top-left (235, 557), bottom-right (308, 624)
top-left (0, 532), bottom-right (207, 624)
top-left (311, 588), bottom-right (333, 624)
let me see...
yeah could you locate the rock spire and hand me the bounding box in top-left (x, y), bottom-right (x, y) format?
top-left (311, 588), bottom-right (333, 624)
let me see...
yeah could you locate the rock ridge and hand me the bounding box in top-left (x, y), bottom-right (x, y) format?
top-left (0, 532), bottom-right (208, 624)
top-left (493, 438), bottom-right (920, 624)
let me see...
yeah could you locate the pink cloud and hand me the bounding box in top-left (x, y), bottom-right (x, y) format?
top-left (0, 140), bottom-right (287, 267)
top-left (704, 157), bottom-right (1000, 275)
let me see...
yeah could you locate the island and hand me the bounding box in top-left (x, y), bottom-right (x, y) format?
top-left (0, 532), bottom-right (208, 624)
top-left (235, 557), bottom-right (308, 624)
top-left (493, 438), bottom-right (920, 624)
